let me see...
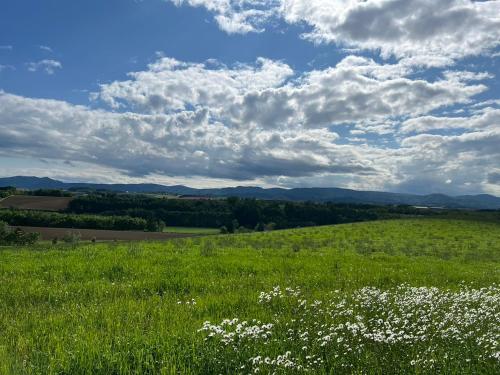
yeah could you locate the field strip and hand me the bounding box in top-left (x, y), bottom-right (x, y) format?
top-left (8, 226), bottom-right (199, 241)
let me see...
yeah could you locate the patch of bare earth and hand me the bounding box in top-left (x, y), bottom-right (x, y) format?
top-left (0, 196), bottom-right (73, 211)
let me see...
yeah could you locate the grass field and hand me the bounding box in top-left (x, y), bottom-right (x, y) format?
top-left (0, 219), bottom-right (499, 374)
top-left (0, 195), bottom-right (73, 211)
top-left (8, 226), bottom-right (194, 241)
top-left (163, 226), bottom-right (221, 235)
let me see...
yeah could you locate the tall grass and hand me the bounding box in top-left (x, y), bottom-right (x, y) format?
top-left (0, 219), bottom-right (499, 374)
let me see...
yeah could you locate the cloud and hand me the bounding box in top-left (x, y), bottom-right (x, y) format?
top-left (39, 45), bottom-right (53, 53)
top-left (488, 172), bottom-right (500, 184)
top-left (169, 0), bottom-right (278, 34)
top-left (282, 0), bottom-right (500, 63)
top-left (96, 57), bottom-right (294, 112)
top-left (1, 86), bottom-right (498, 194)
top-left (1, 51), bottom-right (497, 194)
top-left (0, 65), bottom-right (15, 73)
top-left (96, 55), bottom-right (486, 133)
top-left (400, 107), bottom-right (500, 134)
top-left (26, 59), bottom-right (62, 74)
top-left (169, 0), bottom-right (500, 65)
top-left (392, 127), bottom-right (500, 194)
top-left (0, 91), bottom-right (376, 181)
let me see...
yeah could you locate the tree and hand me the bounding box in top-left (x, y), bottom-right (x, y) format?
top-left (0, 221), bottom-right (39, 245)
top-left (254, 222), bottom-right (265, 232)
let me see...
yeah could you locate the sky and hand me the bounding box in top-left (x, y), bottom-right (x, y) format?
top-left (0, 0), bottom-right (499, 195)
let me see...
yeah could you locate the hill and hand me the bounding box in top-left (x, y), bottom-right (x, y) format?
top-left (0, 219), bottom-right (498, 373)
top-left (1, 176), bottom-right (500, 209)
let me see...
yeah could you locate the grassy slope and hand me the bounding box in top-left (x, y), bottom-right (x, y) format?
top-left (162, 226), bottom-right (220, 235)
top-left (0, 219), bottom-right (499, 374)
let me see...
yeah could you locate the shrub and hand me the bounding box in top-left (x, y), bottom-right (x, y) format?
top-left (63, 231), bottom-right (81, 245)
top-left (0, 221), bottom-right (39, 245)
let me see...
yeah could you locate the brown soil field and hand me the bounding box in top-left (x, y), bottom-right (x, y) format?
top-left (9, 226), bottom-right (194, 241)
top-left (0, 196), bottom-right (73, 211)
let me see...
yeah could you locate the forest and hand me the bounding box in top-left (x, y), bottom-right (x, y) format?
top-left (2, 190), bottom-right (499, 234)
top-left (67, 193), bottom-right (434, 231)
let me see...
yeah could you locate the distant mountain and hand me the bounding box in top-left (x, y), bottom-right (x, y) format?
top-left (1, 176), bottom-right (500, 209)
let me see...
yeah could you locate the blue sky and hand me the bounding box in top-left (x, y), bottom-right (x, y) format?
top-left (0, 0), bottom-right (344, 102)
top-left (0, 0), bottom-right (499, 195)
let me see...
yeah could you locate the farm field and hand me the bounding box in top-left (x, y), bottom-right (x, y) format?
top-left (0, 195), bottom-right (73, 211)
top-left (0, 219), bottom-right (499, 374)
top-left (7, 226), bottom-right (194, 241)
top-left (163, 226), bottom-right (221, 235)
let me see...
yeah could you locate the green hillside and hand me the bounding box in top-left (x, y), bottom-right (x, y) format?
top-left (0, 219), bottom-right (499, 374)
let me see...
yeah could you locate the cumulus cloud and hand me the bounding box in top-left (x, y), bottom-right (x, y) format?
top-left (281, 0), bottom-right (500, 63)
top-left (1, 50), bottom-right (498, 194)
top-left (169, 0), bottom-right (500, 65)
top-left (394, 127), bottom-right (500, 195)
top-left (0, 91), bottom-right (376, 181)
top-left (96, 55), bottom-right (486, 131)
top-left (400, 107), bottom-right (500, 134)
top-left (26, 59), bottom-right (62, 74)
top-left (169, 0), bottom-right (279, 33)
top-left (1, 86), bottom-right (498, 194)
top-left (96, 57), bottom-right (293, 112)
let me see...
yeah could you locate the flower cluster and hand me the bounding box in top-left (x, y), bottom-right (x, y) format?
top-left (199, 284), bottom-right (500, 373)
top-left (199, 319), bottom-right (274, 346)
top-left (258, 286), bottom-right (301, 304)
top-left (177, 298), bottom-right (197, 306)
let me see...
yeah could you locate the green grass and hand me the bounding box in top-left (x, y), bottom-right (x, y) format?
top-left (162, 226), bottom-right (220, 235)
top-left (0, 219), bottom-right (499, 374)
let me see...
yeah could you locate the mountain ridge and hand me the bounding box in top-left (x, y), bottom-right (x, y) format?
top-left (1, 176), bottom-right (499, 209)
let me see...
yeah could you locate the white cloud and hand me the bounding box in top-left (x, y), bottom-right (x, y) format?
top-left (96, 57), bottom-right (293, 112)
top-left (443, 70), bottom-right (494, 82)
top-left (26, 59), bottom-right (62, 74)
top-left (169, 0), bottom-right (500, 65)
top-left (395, 128), bottom-right (500, 195)
top-left (170, 0), bottom-right (279, 34)
top-left (281, 0), bottom-right (500, 62)
top-left (39, 45), bottom-right (53, 53)
top-left (0, 91), bottom-right (376, 181)
top-left (400, 107), bottom-right (500, 134)
top-left (1, 87), bottom-right (499, 194)
top-left (1, 51), bottom-right (498, 194)
top-left (97, 55), bottom-right (486, 131)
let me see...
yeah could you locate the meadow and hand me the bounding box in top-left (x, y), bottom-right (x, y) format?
top-left (162, 226), bottom-right (221, 235)
top-left (0, 219), bottom-right (499, 374)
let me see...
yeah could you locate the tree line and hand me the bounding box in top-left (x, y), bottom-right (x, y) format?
top-left (0, 186), bottom-right (16, 199)
top-left (67, 193), bottom-right (432, 231)
top-left (0, 210), bottom-right (150, 231)
top-left (0, 187), bottom-right (73, 198)
top-left (26, 189), bottom-right (72, 197)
